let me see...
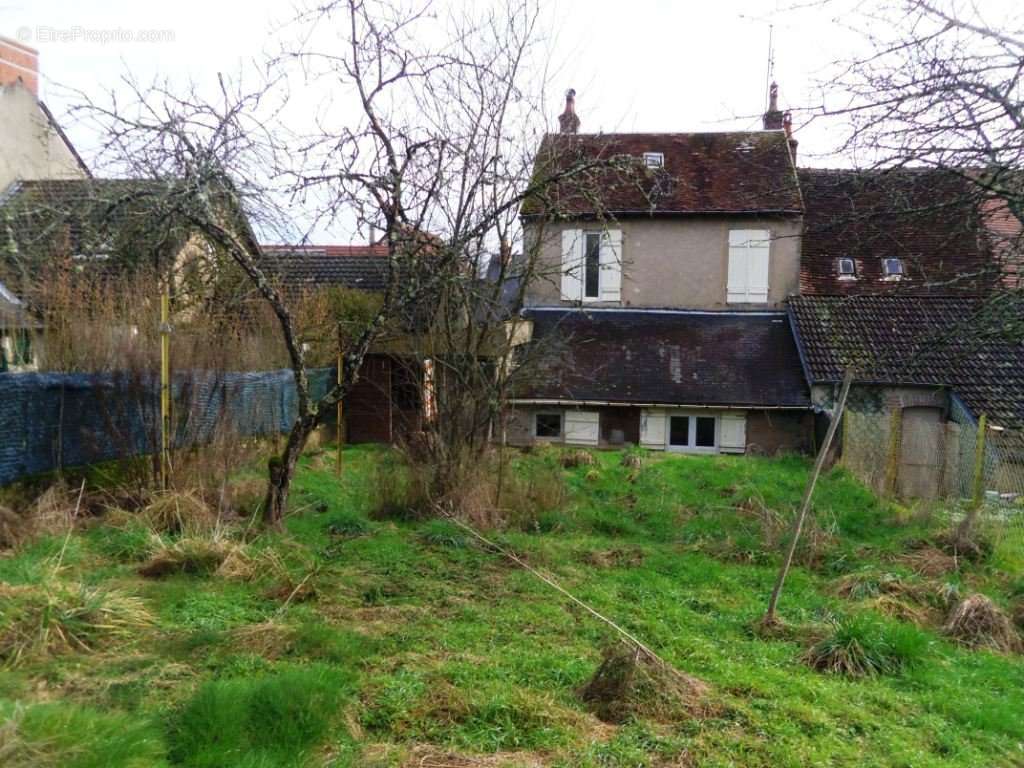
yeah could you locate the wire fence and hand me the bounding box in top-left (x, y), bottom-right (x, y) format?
top-left (838, 386), bottom-right (1024, 529)
top-left (0, 367), bottom-right (334, 486)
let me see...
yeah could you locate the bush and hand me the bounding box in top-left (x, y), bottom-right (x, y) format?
top-left (802, 614), bottom-right (930, 677)
top-left (168, 664), bottom-right (353, 767)
top-left (0, 581), bottom-right (153, 666)
top-left (943, 593), bottom-right (1022, 653)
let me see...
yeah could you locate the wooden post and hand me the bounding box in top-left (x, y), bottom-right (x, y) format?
top-left (764, 369), bottom-right (854, 625)
top-left (884, 408), bottom-right (903, 497)
top-left (342, 331), bottom-right (350, 479)
top-left (159, 288), bottom-right (171, 490)
top-left (971, 413), bottom-right (987, 510)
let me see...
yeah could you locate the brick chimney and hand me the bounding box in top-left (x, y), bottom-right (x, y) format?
top-left (558, 89), bottom-right (580, 134)
top-left (762, 81), bottom-right (784, 130)
top-left (783, 111), bottom-right (798, 163)
top-left (0, 37), bottom-right (39, 95)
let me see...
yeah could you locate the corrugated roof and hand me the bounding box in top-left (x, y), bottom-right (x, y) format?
top-left (521, 131), bottom-right (801, 217)
top-left (788, 294), bottom-right (1024, 428)
top-left (515, 308), bottom-right (810, 408)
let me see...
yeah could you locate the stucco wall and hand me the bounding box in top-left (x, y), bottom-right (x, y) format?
top-left (0, 83), bottom-right (85, 191)
top-left (524, 216), bottom-right (802, 310)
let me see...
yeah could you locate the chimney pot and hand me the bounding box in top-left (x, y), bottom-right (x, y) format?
top-left (558, 88), bottom-right (580, 134)
top-left (762, 80), bottom-right (784, 131)
top-left (0, 36), bottom-right (39, 95)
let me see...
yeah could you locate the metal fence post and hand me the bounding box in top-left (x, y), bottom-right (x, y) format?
top-left (160, 288), bottom-right (171, 490)
top-left (885, 408), bottom-right (902, 497)
top-left (971, 413), bottom-right (988, 509)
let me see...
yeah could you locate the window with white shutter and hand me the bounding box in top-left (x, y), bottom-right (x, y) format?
top-left (561, 227), bottom-right (622, 303)
top-left (727, 229), bottom-right (770, 304)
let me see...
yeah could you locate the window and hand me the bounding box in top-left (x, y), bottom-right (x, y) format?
top-left (837, 257), bottom-right (856, 278)
top-left (727, 229), bottom-right (770, 303)
top-left (882, 258), bottom-right (904, 278)
top-left (642, 152), bottom-right (664, 168)
top-left (535, 412), bottom-right (562, 439)
top-left (584, 232), bottom-right (601, 299)
top-left (668, 414), bottom-right (717, 452)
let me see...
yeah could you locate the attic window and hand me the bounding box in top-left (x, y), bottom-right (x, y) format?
top-left (837, 257), bottom-right (856, 278)
top-left (642, 152), bottom-right (664, 169)
top-left (882, 258), bottom-right (904, 279)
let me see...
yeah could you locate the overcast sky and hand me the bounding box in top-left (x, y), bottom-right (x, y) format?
top-left (4, 0), bottom-right (1019, 241)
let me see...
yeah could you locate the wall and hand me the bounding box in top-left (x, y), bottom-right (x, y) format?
top-left (0, 83), bottom-right (86, 191)
top-left (746, 410), bottom-right (813, 455)
top-left (524, 216), bottom-right (802, 310)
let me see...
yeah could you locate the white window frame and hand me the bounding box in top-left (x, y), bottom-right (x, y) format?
top-left (582, 231), bottom-right (602, 300)
top-left (666, 412), bottom-right (719, 454)
top-left (882, 258), bottom-right (904, 280)
top-left (837, 257), bottom-right (857, 279)
top-left (642, 152), bottom-right (664, 168)
top-left (533, 411), bottom-right (563, 440)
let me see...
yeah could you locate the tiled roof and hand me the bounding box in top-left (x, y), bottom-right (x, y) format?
top-left (521, 131), bottom-right (801, 217)
top-left (258, 245), bottom-right (389, 291)
top-left (788, 295), bottom-right (1024, 428)
top-left (514, 308), bottom-right (810, 408)
top-left (798, 168), bottom-right (1005, 295)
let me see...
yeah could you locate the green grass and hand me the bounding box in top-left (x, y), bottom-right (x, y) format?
top-left (0, 444), bottom-right (1022, 767)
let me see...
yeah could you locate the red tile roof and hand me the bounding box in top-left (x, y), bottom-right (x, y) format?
top-left (521, 131), bottom-right (801, 217)
top-left (798, 168), bottom-right (1009, 295)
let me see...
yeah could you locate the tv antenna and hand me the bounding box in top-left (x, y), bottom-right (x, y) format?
top-left (764, 24), bottom-right (775, 110)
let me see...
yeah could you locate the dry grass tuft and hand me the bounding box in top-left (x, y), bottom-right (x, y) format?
top-left (0, 581), bottom-right (153, 666)
top-left (867, 595), bottom-right (931, 625)
top-left (560, 450), bottom-right (595, 469)
top-left (229, 621), bottom-right (295, 659)
top-left (143, 490), bottom-right (216, 535)
top-left (898, 547), bottom-right (959, 578)
top-left (580, 548), bottom-right (645, 569)
top-left (398, 745), bottom-right (547, 767)
top-left (137, 535), bottom-right (233, 578)
top-left (943, 594), bottom-right (1022, 654)
top-left (578, 643), bottom-right (709, 724)
top-left (619, 453), bottom-right (643, 470)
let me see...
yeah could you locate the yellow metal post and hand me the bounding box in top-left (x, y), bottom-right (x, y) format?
top-left (971, 413), bottom-right (987, 509)
top-left (160, 289), bottom-right (171, 490)
top-left (335, 334), bottom-right (344, 477)
top-left (884, 408), bottom-right (903, 497)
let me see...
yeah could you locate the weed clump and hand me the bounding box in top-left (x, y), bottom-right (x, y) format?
top-left (943, 593), bottom-right (1022, 654)
top-left (560, 450), bottom-right (595, 469)
top-left (0, 581), bottom-right (153, 666)
top-left (143, 490), bottom-right (216, 535)
top-left (137, 536), bottom-right (233, 578)
top-left (802, 614), bottom-right (929, 677)
top-left (578, 643), bottom-right (708, 724)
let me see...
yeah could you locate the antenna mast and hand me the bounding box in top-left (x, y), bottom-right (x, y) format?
top-left (764, 24), bottom-right (775, 109)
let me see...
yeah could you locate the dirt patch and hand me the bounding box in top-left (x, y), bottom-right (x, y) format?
top-left (578, 643), bottom-right (709, 724)
top-left (580, 548), bottom-right (645, 569)
top-left (943, 594), bottom-right (1022, 653)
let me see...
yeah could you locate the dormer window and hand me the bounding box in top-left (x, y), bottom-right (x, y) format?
top-left (882, 258), bottom-right (904, 279)
top-left (642, 152), bottom-right (664, 169)
top-left (837, 257), bottom-right (856, 279)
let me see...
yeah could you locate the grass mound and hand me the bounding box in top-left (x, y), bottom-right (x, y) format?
top-left (802, 614), bottom-right (930, 677)
top-left (168, 664), bottom-right (353, 767)
top-left (0, 581), bottom-right (153, 666)
top-left (578, 643), bottom-right (709, 724)
top-left (943, 594), bottom-right (1022, 653)
top-left (143, 490), bottom-right (216, 535)
top-left (137, 536), bottom-right (233, 578)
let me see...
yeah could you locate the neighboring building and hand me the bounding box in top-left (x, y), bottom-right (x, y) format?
top-left (0, 278), bottom-right (39, 371)
top-left (508, 87), bottom-right (812, 453)
top-left (0, 38), bottom-right (89, 193)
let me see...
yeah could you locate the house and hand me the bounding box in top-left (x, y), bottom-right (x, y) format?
top-left (507, 88), bottom-right (814, 454)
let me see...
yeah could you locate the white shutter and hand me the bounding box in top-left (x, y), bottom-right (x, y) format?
top-left (599, 229), bottom-right (622, 302)
top-left (560, 229), bottom-right (583, 301)
top-left (727, 230), bottom-right (770, 304)
top-left (719, 411), bottom-right (747, 454)
top-left (640, 409), bottom-right (666, 450)
top-left (565, 410), bottom-right (600, 445)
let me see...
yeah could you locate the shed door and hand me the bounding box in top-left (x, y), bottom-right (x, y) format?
top-left (898, 407), bottom-right (945, 499)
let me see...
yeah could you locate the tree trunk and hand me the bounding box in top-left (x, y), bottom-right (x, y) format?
top-left (263, 415), bottom-right (317, 527)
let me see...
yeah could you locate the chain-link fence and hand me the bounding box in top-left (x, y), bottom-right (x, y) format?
top-left (838, 386), bottom-right (1024, 520)
top-left (0, 367), bottom-right (334, 486)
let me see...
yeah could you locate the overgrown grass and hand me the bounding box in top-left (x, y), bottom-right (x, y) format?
top-left (0, 444), bottom-right (1021, 767)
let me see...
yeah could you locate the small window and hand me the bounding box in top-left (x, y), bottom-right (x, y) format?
top-left (837, 257), bottom-right (856, 277)
top-left (583, 232), bottom-right (601, 299)
top-left (695, 417), bottom-right (716, 448)
top-left (642, 152), bottom-right (664, 168)
top-left (882, 258), bottom-right (904, 278)
top-left (669, 415), bottom-right (690, 447)
top-left (667, 413), bottom-right (718, 452)
top-left (535, 413), bottom-right (562, 439)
